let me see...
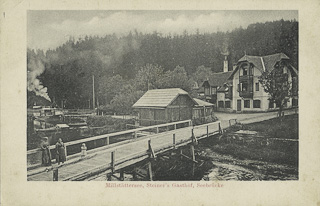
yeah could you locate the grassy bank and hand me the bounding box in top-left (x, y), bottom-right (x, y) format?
top-left (201, 114), bottom-right (299, 167)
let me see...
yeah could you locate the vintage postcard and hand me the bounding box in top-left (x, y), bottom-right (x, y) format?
top-left (1, 0), bottom-right (320, 205)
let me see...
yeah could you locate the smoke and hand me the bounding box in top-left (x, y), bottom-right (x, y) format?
top-left (220, 36), bottom-right (230, 56)
top-left (27, 52), bottom-right (51, 101)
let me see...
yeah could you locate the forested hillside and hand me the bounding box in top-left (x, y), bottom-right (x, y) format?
top-left (27, 19), bottom-right (298, 112)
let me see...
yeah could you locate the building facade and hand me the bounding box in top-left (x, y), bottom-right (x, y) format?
top-left (132, 88), bottom-right (197, 126)
top-left (201, 53), bottom-right (298, 112)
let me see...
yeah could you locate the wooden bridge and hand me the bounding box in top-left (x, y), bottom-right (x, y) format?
top-left (27, 120), bottom-right (230, 181)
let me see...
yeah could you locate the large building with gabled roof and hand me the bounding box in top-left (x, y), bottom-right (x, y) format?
top-left (201, 53), bottom-right (298, 112)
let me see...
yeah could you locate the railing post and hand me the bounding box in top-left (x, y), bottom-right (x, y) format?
top-left (134, 131), bottom-right (137, 139)
top-left (173, 133), bottom-right (176, 149)
top-left (120, 169), bottom-right (124, 181)
top-left (53, 167), bottom-right (58, 181)
top-left (219, 122), bottom-right (222, 134)
top-left (207, 125), bottom-right (209, 138)
top-left (156, 127), bottom-right (159, 134)
top-left (229, 120), bottom-right (231, 127)
top-left (174, 124), bottom-right (177, 130)
top-left (147, 140), bottom-right (154, 181)
top-left (64, 146), bottom-right (68, 160)
top-left (111, 151), bottom-right (115, 173)
top-left (106, 136), bottom-right (110, 145)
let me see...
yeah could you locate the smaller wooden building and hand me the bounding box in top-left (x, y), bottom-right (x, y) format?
top-left (192, 98), bottom-right (214, 119)
top-left (132, 88), bottom-right (197, 126)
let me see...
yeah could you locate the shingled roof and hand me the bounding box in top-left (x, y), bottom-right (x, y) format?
top-left (193, 98), bottom-right (214, 107)
top-left (237, 53), bottom-right (290, 73)
top-left (203, 71), bottom-right (233, 87)
top-left (132, 88), bottom-right (197, 108)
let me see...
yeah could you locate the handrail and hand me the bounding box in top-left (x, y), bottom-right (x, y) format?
top-left (27, 119), bottom-right (192, 155)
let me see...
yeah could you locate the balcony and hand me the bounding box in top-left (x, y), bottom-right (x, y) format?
top-left (239, 75), bottom-right (253, 98)
top-left (239, 75), bottom-right (253, 82)
top-left (239, 91), bottom-right (253, 98)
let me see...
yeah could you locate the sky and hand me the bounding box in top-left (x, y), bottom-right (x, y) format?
top-left (27, 10), bottom-right (298, 50)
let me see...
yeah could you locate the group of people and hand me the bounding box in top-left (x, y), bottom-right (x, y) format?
top-left (40, 137), bottom-right (66, 166)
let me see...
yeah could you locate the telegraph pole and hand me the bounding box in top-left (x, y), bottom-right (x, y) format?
top-left (92, 75), bottom-right (95, 109)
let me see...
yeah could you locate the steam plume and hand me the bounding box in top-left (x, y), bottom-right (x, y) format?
top-left (27, 52), bottom-right (51, 101)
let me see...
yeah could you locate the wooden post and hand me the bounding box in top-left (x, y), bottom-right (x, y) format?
top-left (132, 167), bottom-right (137, 180)
top-left (64, 146), bottom-right (68, 160)
top-left (219, 122), bottom-right (222, 134)
top-left (134, 131), bottom-right (137, 139)
top-left (229, 120), bottom-right (231, 127)
top-left (146, 139), bottom-right (154, 181)
top-left (106, 136), bottom-right (110, 145)
top-left (111, 151), bottom-right (115, 173)
top-left (190, 144), bottom-right (195, 162)
top-left (207, 125), bottom-right (209, 138)
top-left (147, 161), bottom-right (153, 181)
top-left (53, 168), bottom-right (58, 181)
top-left (174, 124), bottom-right (177, 130)
top-left (148, 140), bottom-right (155, 158)
top-left (156, 127), bottom-right (159, 134)
top-left (180, 148), bottom-right (183, 160)
top-left (107, 173), bottom-right (112, 181)
top-left (173, 133), bottom-right (176, 149)
top-left (120, 169), bottom-right (124, 181)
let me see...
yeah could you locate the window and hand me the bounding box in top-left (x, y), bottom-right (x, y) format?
top-left (212, 87), bottom-right (217, 94)
top-left (243, 67), bottom-right (248, 75)
top-left (253, 100), bottom-right (261, 108)
top-left (255, 82), bottom-right (259, 91)
top-left (269, 100), bottom-right (274, 108)
top-left (242, 82), bottom-right (248, 92)
top-left (218, 101), bottom-right (224, 108)
top-left (244, 100), bottom-right (250, 108)
top-left (225, 101), bottom-right (231, 108)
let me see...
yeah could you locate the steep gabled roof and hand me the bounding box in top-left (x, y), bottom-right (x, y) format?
top-left (230, 53), bottom-right (291, 78)
top-left (237, 53), bottom-right (290, 73)
top-left (132, 88), bottom-right (197, 108)
top-left (203, 71), bottom-right (233, 87)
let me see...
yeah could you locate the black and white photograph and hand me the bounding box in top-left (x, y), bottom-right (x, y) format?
top-left (26, 10), bottom-right (299, 181)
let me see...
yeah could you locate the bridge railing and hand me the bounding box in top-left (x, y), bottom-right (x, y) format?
top-left (27, 119), bottom-right (192, 168)
top-left (64, 121), bottom-right (223, 181)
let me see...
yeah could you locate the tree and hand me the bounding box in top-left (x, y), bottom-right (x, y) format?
top-left (134, 64), bottom-right (165, 91)
top-left (110, 85), bottom-right (144, 115)
top-left (160, 66), bottom-right (193, 92)
top-left (190, 65), bottom-right (213, 85)
top-left (98, 74), bottom-right (125, 105)
top-left (259, 61), bottom-right (292, 118)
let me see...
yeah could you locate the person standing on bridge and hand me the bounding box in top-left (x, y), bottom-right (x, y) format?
top-left (40, 137), bottom-right (52, 166)
top-left (55, 138), bottom-right (66, 165)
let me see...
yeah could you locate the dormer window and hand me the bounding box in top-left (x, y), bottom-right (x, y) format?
top-left (243, 67), bottom-right (248, 75)
top-left (240, 63), bottom-right (252, 76)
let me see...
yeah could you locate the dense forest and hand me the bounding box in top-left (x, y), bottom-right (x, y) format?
top-left (27, 19), bottom-right (298, 113)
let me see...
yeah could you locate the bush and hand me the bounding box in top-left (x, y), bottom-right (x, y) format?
top-left (87, 116), bottom-right (135, 131)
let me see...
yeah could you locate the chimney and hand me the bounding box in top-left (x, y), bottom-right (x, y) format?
top-left (223, 55), bottom-right (228, 72)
